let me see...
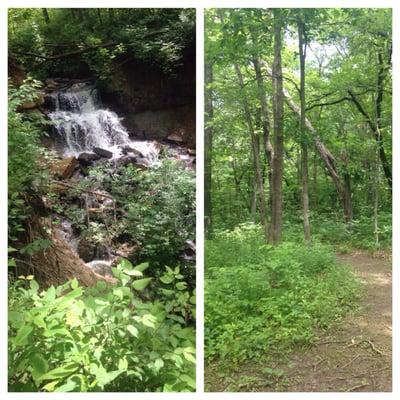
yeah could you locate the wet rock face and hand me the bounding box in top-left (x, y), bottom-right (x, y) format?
top-left (100, 47), bottom-right (195, 148)
top-left (77, 238), bottom-right (96, 263)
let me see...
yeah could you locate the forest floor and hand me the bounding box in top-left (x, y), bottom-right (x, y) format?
top-left (205, 250), bottom-right (392, 392)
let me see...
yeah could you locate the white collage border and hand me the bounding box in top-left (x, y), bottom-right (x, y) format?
top-left (0, 1), bottom-right (396, 399)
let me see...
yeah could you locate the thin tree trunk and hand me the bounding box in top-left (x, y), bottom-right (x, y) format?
top-left (234, 63), bottom-right (269, 240)
top-left (252, 57), bottom-right (274, 214)
top-left (97, 9), bottom-right (103, 26)
top-left (271, 10), bottom-right (284, 244)
top-left (42, 8), bottom-right (50, 24)
top-left (298, 17), bottom-right (311, 241)
top-left (251, 178), bottom-right (257, 222)
top-left (373, 144), bottom-right (380, 246)
top-left (205, 62), bottom-right (214, 237)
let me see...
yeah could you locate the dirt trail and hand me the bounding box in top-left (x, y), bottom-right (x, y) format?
top-left (205, 250), bottom-right (392, 392)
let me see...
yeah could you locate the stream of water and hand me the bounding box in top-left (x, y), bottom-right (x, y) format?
top-left (47, 82), bottom-right (160, 165)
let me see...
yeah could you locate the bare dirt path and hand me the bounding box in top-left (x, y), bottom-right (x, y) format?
top-left (205, 250), bottom-right (392, 392)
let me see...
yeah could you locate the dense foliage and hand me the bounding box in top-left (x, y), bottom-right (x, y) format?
top-left (8, 8), bottom-right (195, 80)
top-left (205, 224), bottom-right (359, 362)
top-left (205, 8), bottom-right (392, 248)
top-left (49, 159), bottom-right (196, 284)
top-left (8, 79), bottom-right (51, 261)
top-left (9, 260), bottom-right (195, 392)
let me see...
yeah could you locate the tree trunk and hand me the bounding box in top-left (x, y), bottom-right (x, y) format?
top-left (205, 62), bottom-right (214, 237)
top-left (234, 63), bottom-right (269, 241)
top-left (252, 57), bottom-right (274, 214)
top-left (97, 9), bottom-right (103, 26)
top-left (42, 8), bottom-right (50, 24)
top-left (298, 17), bottom-right (311, 241)
top-left (258, 58), bottom-right (351, 222)
top-left (271, 10), bottom-right (284, 244)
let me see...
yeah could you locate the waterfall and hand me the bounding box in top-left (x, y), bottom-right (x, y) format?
top-left (47, 82), bottom-right (159, 165)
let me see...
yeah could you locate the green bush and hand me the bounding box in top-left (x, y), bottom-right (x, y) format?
top-left (205, 223), bottom-right (359, 362)
top-left (8, 260), bottom-right (195, 392)
top-left (306, 213), bottom-right (392, 250)
top-left (122, 160), bottom-right (195, 263)
top-left (8, 78), bottom-right (47, 244)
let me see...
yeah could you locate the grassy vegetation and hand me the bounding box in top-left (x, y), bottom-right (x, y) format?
top-left (205, 223), bottom-right (360, 363)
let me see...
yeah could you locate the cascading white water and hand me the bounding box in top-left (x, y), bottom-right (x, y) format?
top-left (48, 83), bottom-right (160, 165)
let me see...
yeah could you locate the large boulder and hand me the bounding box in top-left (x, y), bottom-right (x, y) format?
top-left (78, 152), bottom-right (101, 166)
top-left (120, 145), bottom-right (144, 158)
top-left (49, 157), bottom-right (79, 179)
top-left (93, 147), bottom-right (113, 159)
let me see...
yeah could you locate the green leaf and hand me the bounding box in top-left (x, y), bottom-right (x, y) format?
top-left (14, 325), bottom-right (33, 346)
top-left (54, 288), bottom-right (83, 309)
top-left (118, 357), bottom-right (128, 371)
top-left (124, 269), bottom-right (143, 277)
top-left (160, 275), bottom-right (174, 284)
top-left (176, 281), bottom-right (187, 290)
top-left (39, 363), bottom-right (79, 381)
top-left (113, 288), bottom-right (124, 300)
top-left (141, 314), bottom-right (157, 329)
top-left (133, 262), bottom-right (150, 272)
top-left (42, 286), bottom-right (56, 302)
top-left (8, 311), bottom-right (24, 326)
top-left (30, 353), bottom-right (48, 377)
top-left (183, 351), bottom-right (196, 364)
top-left (30, 279), bottom-right (39, 293)
top-left (42, 380), bottom-right (59, 392)
top-left (54, 380), bottom-right (77, 392)
top-left (132, 277), bottom-right (152, 291)
top-left (119, 258), bottom-right (133, 270)
top-left (181, 373), bottom-right (196, 389)
top-left (70, 278), bottom-right (79, 290)
top-left (154, 358), bottom-right (164, 372)
top-left (127, 324), bottom-right (138, 338)
top-left (8, 258), bottom-right (16, 267)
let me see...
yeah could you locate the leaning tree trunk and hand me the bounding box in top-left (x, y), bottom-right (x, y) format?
top-left (258, 59), bottom-right (351, 222)
top-left (271, 10), bottom-right (284, 244)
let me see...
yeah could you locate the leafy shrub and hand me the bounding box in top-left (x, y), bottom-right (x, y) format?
top-left (205, 223), bottom-right (359, 362)
top-left (122, 160), bottom-right (195, 263)
top-left (8, 78), bottom-right (47, 244)
top-left (8, 260), bottom-right (195, 392)
top-left (306, 213), bottom-right (392, 250)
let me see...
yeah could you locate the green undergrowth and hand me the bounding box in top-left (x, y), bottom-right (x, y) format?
top-left (8, 260), bottom-right (195, 392)
top-left (205, 223), bottom-right (360, 363)
top-left (284, 212), bottom-right (391, 251)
